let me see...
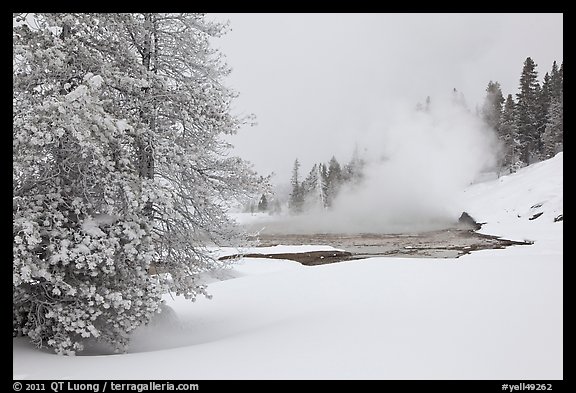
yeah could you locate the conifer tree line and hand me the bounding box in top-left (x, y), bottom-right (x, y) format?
top-left (288, 148), bottom-right (365, 214)
top-left (279, 56), bottom-right (563, 215)
top-left (480, 57), bottom-right (562, 173)
top-left (13, 13), bottom-right (262, 355)
top-left (417, 57), bottom-right (563, 174)
top-left (244, 149), bottom-right (365, 216)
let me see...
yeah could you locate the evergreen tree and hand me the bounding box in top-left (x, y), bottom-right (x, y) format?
top-left (549, 61), bottom-right (563, 101)
top-left (498, 94), bottom-right (522, 174)
top-left (257, 194), bottom-right (268, 212)
top-left (342, 146), bottom-right (365, 186)
top-left (312, 163), bottom-right (328, 210)
top-left (451, 88), bottom-right (467, 109)
top-left (299, 162), bottom-right (329, 211)
top-left (533, 80), bottom-right (549, 159)
top-left (541, 60), bottom-right (563, 158)
top-left (541, 93), bottom-right (563, 158)
top-left (301, 163), bottom-right (318, 199)
top-left (289, 159), bottom-right (304, 214)
top-left (540, 71), bottom-right (552, 119)
top-left (481, 81), bottom-right (505, 132)
top-left (13, 13), bottom-right (261, 355)
top-left (326, 156), bottom-right (342, 207)
top-left (515, 57), bottom-right (541, 164)
top-left (319, 163), bottom-right (329, 207)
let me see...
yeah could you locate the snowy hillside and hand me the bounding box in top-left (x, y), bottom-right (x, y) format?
top-left (463, 152), bottom-right (563, 243)
top-left (13, 154), bottom-right (563, 380)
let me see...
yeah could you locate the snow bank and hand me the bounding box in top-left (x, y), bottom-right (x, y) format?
top-left (461, 152), bottom-right (563, 244)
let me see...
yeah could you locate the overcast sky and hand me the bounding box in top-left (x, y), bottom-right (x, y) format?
top-left (209, 13), bottom-right (563, 185)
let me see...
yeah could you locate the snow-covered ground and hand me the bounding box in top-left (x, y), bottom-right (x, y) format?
top-left (13, 153), bottom-right (563, 380)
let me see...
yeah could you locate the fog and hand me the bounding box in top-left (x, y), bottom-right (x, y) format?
top-left (213, 13), bottom-right (562, 185)
top-left (212, 13), bottom-right (561, 234)
top-left (253, 95), bottom-right (500, 234)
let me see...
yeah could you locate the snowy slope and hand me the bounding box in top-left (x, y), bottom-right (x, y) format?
top-left (462, 152), bottom-right (563, 244)
top-left (13, 154), bottom-right (563, 380)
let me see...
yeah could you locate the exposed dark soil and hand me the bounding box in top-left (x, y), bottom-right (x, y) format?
top-left (219, 250), bottom-right (355, 266)
top-left (220, 228), bottom-right (532, 266)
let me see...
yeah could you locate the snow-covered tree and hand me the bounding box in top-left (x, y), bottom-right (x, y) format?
top-left (515, 57), bottom-right (541, 164)
top-left (13, 13), bottom-right (261, 355)
top-left (481, 81), bottom-right (504, 133)
top-left (541, 61), bottom-right (563, 158)
top-left (549, 61), bottom-right (563, 102)
top-left (541, 94), bottom-right (563, 159)
top-left (451, 88), bottom-right (468, 110)
top-left (301, 163), bottom-right (318, 197)
top-left (301, 163), bottom-right (327, 211)
top-left (257, 194), bottom-right (268, 212)
top-left (498, 94), bottom-right (522, 174)
top-left (342, 146), bottom-right (365, 186)
top-left (289, 159), bottom-right (304, 214)
top-left (325, 156), bottom-right (342, 208)
top-left (317, 163), bottom-right (328, 209)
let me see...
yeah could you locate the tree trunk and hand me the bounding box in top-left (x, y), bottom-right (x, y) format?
top-left (138, 13), bottom-right (157, 217)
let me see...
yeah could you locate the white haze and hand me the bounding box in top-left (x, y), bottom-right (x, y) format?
top-left (213, 13), bottom-right (562, 183)
top-left (260, 96), bottom-right (500, 234)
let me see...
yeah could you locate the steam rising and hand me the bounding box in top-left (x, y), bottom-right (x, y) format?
top-left (263, 96), bottom-right (500, 234)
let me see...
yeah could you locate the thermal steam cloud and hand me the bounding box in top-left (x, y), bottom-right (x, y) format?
top-left (266, 96), bottom-right (501, 234)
